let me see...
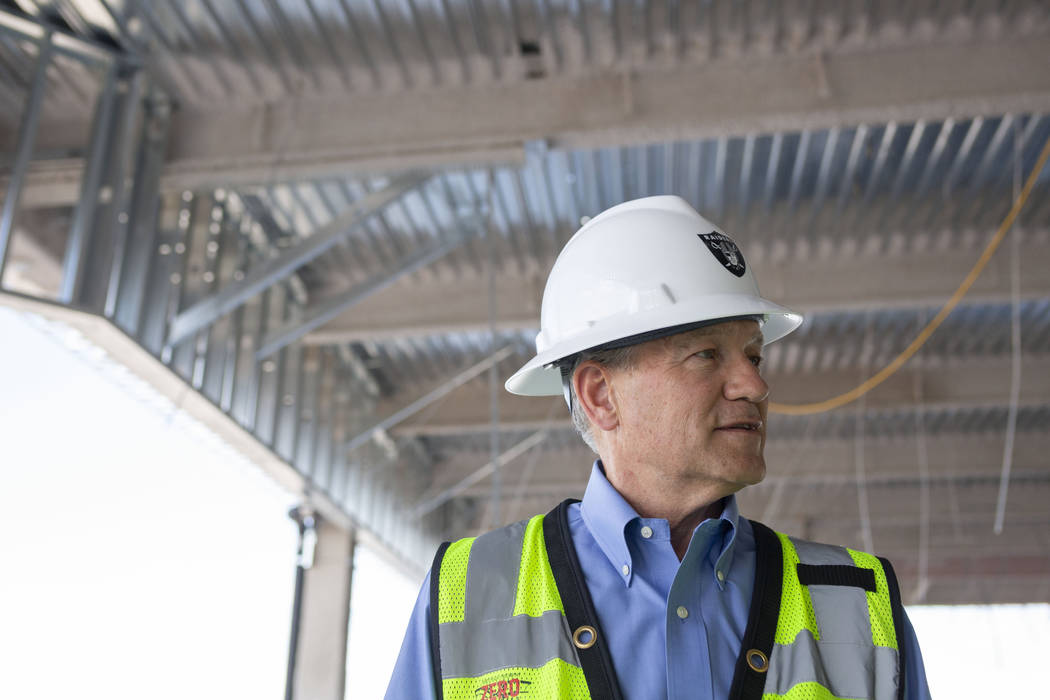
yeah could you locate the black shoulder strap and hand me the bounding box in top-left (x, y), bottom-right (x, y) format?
top-left (879, 556), bottom-right (907, 700)
top-left (428, 541), bottom-right (450, 700)
top-left (728, 520), bottom-right (783, 700)
top-left (543, 499), bottom-right (624, 700)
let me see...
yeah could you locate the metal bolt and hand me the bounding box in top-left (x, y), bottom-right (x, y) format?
top-left (282, 395), bottom-right (295, 406)
top-left (117, 212), bottom-right (129, 224)
top-left (181, 191), bottom-right (193, 202)
top-left (262, 360), bottom-right (277, 373)
top-left (98, 186), bottom-right (113, 203)
top-left (206, 241), bottom-right (220, 254)
top-left (170, 273), bottom-right (182, 284)
top-left (174, 242), bottom-right (186, 254)
top-left (202, 271), bottom-right (215, 283)
top-left (158, 244), bottom-right (171, 255)
top-left (232, 270), bottom-right (245, 281)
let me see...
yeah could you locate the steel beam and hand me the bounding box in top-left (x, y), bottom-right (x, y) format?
top-left (0, 33), bottom-right (50, 284)
top-left (255, 231), bottom-right (473, 359)
top-left (343, 346), bottom-right (514, 454)
top-left (412, 430), bottom-right (549, 518)
top-left (167, 172), bottom-right (428, 346)
top-left (300, 231), bottom-right (1050, 344)
top-left (0, 7), bottom-right (123, 67)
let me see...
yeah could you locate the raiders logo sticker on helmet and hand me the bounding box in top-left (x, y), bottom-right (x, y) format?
top-left (698, 232), bottom-right (746, 277)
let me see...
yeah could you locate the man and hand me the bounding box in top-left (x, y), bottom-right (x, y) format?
top-left (387, 196), bottom-right (929, 699)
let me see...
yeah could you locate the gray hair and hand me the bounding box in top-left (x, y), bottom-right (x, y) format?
top-left (562, 345), bottom-right (638, 454)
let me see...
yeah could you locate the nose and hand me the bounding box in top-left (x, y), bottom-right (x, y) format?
top-left (724, 354), bottom-right (770, 403)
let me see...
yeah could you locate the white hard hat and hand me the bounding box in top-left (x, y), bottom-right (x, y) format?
top-left (505, 195), bottom-right (803, 396)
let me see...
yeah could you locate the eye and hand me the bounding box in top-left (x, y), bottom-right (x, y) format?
top-left (694, 349), bottom-right (717, 360)
top-left (749, 354), bottom-right (763, 368)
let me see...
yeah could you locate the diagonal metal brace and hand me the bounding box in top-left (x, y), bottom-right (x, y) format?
top-left (255, 225), bottom-right (477, 359)
top-left (412, 430), bottom-right (548, 519)
top-left (167, 171), bottom-right (428, 345)
top-left (344, 346), bottom-right (514, 454)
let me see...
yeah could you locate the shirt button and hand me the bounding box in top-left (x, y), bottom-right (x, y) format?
top-left (621, 564), bottom-right (630, 576)
top-left (717, 570), bottom-right (726, 583)
top-left (676, 606), bottom-right (689, 619)
top-left (640, 526), bottom-right (653, 539)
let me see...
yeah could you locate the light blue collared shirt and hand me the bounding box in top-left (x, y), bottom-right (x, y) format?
top-left (386, 462), bottom-right (930, 699)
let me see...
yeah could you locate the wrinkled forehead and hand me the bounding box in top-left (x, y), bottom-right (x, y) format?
top-left (662, 318), bottom-right (765, 350)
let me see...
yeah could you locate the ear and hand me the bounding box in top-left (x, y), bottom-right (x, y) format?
top-left (574, 362), bottom-right (619, 432)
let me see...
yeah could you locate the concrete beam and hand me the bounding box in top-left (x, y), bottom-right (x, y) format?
top-left (292, 520), bottom-right (355, 700)
top-left (10, 31), bottom-right (1050, 196)
top-left (303, 239), bottom-right (1050, 344)
top-left (427, 433), bottom-right (1050, 500)
top-left (389, 356), bottom-right (1050, 437)
top-left (150, 32), bottom-right (1050, 188)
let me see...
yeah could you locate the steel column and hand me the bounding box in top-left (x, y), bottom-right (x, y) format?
top-left (59, 63), bottom-right (119, 304)
top-left (0, 34), bottom-right (51, 284)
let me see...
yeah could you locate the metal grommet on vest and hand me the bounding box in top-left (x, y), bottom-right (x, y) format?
top-left (572, 625), bottom-right (598, 650)
top-left (745, 648), bottom-right (769, 673)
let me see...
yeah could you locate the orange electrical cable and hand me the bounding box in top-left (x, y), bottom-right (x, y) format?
top-left (769, 132), bottom-right (1050, 416)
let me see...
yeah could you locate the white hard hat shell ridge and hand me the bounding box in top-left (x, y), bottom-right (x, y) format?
top-left (505, 195), bottom-right (803, 396)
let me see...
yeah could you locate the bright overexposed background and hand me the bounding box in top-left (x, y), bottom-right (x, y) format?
top-left (1, 304), bottom-right (1047, 699)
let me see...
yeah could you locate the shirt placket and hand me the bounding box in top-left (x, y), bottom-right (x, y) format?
top-left (666, 520), bottom-right (722, 700)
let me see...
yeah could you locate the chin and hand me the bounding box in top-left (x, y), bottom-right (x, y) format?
top-left (735, 459), bottom-right (767, 488)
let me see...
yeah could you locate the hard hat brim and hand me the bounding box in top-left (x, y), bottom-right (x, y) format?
top-left (505, 294), bottom-right (802, 396)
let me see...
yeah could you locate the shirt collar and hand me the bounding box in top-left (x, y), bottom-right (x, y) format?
top-left (579, 460), bottom-right (742, 588)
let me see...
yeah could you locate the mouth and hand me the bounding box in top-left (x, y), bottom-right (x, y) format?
top-left (716, 421), bottom-right (763, 432)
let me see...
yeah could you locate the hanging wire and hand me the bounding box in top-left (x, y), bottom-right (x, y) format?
top-left (760, 415), bottom-right (817, 524)
top-left (854, 312), bottom-right (875, 554)
top-left (506, 400), bottom-right (563, 522)
top-left (993, 117), bottom-right (1026, 535)
top-left (912, 314), bottom-right (931, 603)
top-left (770, 132), bottom-right (1050, 415)
top-left (486, 169), bottom-right (502, 528)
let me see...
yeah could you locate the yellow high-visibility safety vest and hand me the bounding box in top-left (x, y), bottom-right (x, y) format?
top-left (428, 499), bottom-right (905, 700)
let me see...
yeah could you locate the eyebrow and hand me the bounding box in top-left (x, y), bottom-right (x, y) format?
top-left (670, 327), bottom-right (765, 348)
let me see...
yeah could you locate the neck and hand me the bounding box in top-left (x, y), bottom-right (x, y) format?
top-left (600, 459), bottom-right (730, 560)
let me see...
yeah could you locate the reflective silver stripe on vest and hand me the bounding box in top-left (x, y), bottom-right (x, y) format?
top-left (766, 629), bottom-right (900, 700)
top-left (766, 537), bottom-right (899, 700)
top-left (440, 518), bottom-right (582, 679)
top-left (464, 519), bottom-right (527, 623)
top-left (441, 609), bottom-right (579, 678)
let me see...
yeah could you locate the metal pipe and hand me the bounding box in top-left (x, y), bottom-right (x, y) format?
top-left (0, 33), bottom-right (51, 283)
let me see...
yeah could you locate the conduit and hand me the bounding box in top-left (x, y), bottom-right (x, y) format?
top-left (994, 121), bottom-right (1027, 535)
top-left (769, 132), bottom-right (1050, 415)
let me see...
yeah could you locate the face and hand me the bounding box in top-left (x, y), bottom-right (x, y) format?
top-left (600, 319), bottom-right (770, 497)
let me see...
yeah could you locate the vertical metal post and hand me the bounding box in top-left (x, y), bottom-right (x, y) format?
top-left (60, 61), bottom-right (119, 304)
top-left (112, 93), bottom-right (172, 334)
top-left (0, 33), bottom-right (52, 283)
top-left (80, 64), bottom-right (144, 312)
